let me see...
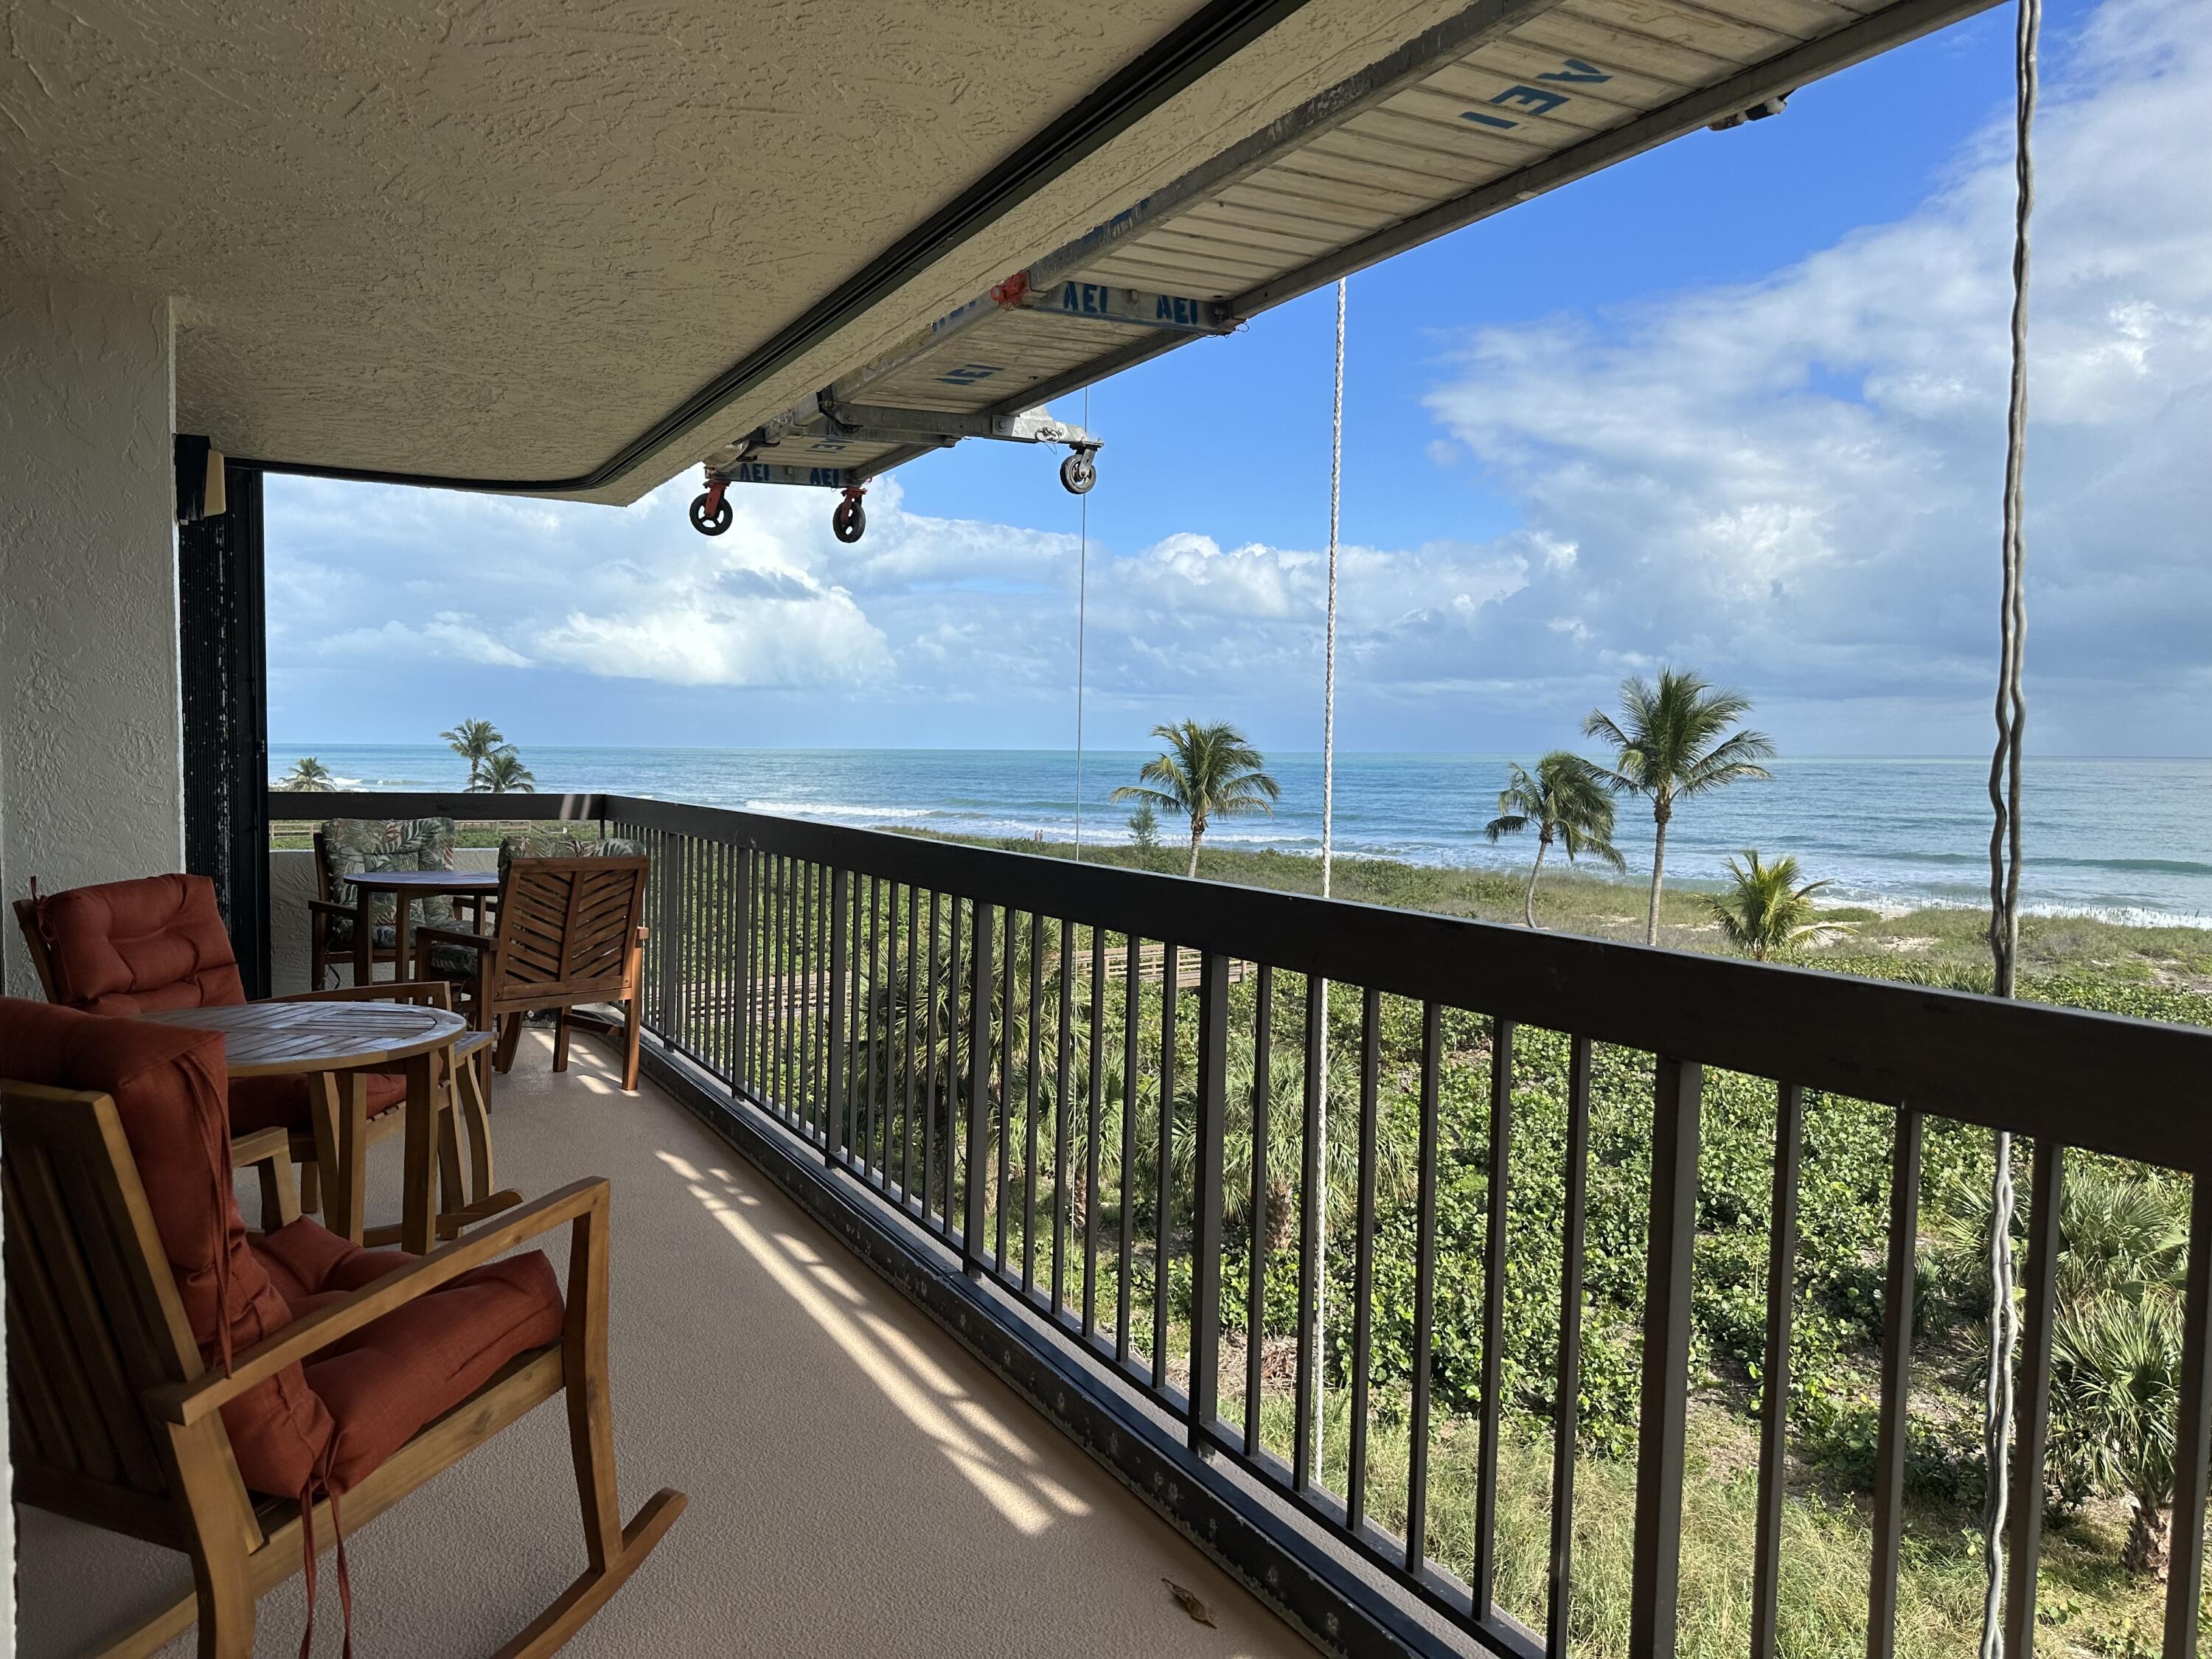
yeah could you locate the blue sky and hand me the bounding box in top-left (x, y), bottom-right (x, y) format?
top-left (269, 0), bottom-right (2211, 758)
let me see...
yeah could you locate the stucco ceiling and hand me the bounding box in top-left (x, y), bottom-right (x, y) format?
top-left (3, 0), bottom-right (1472, 502)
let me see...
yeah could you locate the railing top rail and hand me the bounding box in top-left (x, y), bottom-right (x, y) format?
top-left (271, 789), bottom-right (608, 823)
top-left (272, 787), bottom-right (2212, 1171)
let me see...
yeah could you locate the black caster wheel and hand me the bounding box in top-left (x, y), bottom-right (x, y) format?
top-left (832, 497), bottom-right (866, 543)
top-left (1060, 451), bottom-right (1097, 495)
top-left (689, 491), bottom-right (733, 536)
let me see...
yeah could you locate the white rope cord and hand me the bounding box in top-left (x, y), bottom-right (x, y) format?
top-left (1979, 0), bottom-right (2038, 1649)
top-left (1073, 388), bottom-right (1092, 861)
top-left (1322, 279), bottom-right (1346, 903)
top-left (1312, 277), bottom-right (1347, 1479)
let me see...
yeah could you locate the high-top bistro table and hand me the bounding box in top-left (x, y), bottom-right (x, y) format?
top-left (337, 866), bottom-right (504, 988)
top-left (139, 1000), bottom-right (470, 1253)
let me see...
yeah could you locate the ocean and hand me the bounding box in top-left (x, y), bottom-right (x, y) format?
top-left (268, 745), bottom-right (2212, 928)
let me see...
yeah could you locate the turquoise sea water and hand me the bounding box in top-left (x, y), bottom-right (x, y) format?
top-left (268, 745), bottom-right (2212, 927)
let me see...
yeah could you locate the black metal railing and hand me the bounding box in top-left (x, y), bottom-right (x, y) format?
top-left (284, 791), bottom-right (2212, 1659)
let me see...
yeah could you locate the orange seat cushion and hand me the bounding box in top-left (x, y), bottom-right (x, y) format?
top-left (29, 874), bottom-right (246, 1014)
top-left (252, 1222), bottom-right (564, 1491)
top-left (229, 1068), bottom-right (409, 1136)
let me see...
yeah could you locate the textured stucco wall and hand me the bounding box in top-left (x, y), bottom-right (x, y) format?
top-left (0, 277), bottom-right (182, 998)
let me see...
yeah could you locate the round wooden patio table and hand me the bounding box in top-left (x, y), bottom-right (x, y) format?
top-left (138, 1000), bottom-right (466, 1253)
top-left (338, 867), bottom-right (502, 989)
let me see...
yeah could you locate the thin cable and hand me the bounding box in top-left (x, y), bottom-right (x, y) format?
top-left (1321, 280), bottom-right (1345, 902)
top-left (1978, 0), bottom-right (2037, 1649)
top-left (1311, 277), bottom-right (1346, 1483)
top-left (1073, 388), bottom-right (1092, 860)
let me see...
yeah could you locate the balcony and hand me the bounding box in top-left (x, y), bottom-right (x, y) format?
top-left (14, 1003), bottom-right (1309, 1658)
top-left (26, 787), bottom-right (2202, 1658)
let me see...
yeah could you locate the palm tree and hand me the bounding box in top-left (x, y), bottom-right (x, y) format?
top-left (1583, 667), bottom-right (1775, 945)
top-left (441, 717), bottom-right (506, 790)
top-left (1109, 720), bottom-right (1279, 879)
top-left (473, 749), bottom-right (536, 793)
top-left (2051, 1294), bottom-right (2183, 1574)
top-left (279, 756), bottom-right (335, 792)
top-left (1705, 849), bottom-right (1834, 960)
top-left (1484, 751), bottom-right (1624, 928)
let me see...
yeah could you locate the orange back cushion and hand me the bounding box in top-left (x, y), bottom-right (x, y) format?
top-left (29, 874), bottom-right (246, 1014)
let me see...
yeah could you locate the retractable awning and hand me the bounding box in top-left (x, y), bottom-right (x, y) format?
top-left (695, 0), bottom-right (1992, 540)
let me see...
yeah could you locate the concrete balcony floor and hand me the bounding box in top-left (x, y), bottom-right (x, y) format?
top-left (16, 1028), bottom-right (1307, 1658)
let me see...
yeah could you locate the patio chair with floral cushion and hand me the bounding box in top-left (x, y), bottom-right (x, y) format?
top-left (310, 816), bottom-right (476, 988)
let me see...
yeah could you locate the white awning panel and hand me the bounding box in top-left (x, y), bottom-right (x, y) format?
top-left (700, 0), bottom-right (1990, 530)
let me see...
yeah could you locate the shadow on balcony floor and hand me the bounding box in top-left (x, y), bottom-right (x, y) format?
top-left (14, 1029), bottom-right (1310, 1658)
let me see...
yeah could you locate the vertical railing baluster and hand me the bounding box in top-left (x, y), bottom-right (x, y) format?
top-left (2163, 1173), bottom-right (2212, 1659)
top-left (1245, 964), bottom-right (1274, 1457)
top-left (1630, 1057), bottom-right (1704, 1659)
top-left (1750, 1082), bottom-right (1805, 1659)
top-left (1347, 987), bottom-right (1382, 1531)
top-left (751, 847), bottom-right (767, 1106)
top-left (787, 856), bottom-right (801, 1124)
top-left (1546, 1036), bottom-right (1595, 1657)
top-left (771, 855), bottom-right (788, 1119)
top-left (1117, 934), bottom-right (1138, 1365)
top-left (1052, 919), bottom-right (1075, 1318)
top-left (998, 906), bottom-right (1016, 1272)
top-left (709, 839), bottom-right (721, 1067)
top-left (1472, 1017), bottom-right (1515, 1613)
top-left (675, 832), bottom-right (692, 1052)
top-left (1083, 925), bottom-right (1105, 1339)
top-left (1154, 946), bottom-right (1180, 1391)
top-left (963, 900), bottom-right (996, 1274)
top-left (795, 860), bottom-right (812, 1118)
top-left (876, 877), bottom-right (891, 1178)
top-left (943, 895), bottom-right (963, 1242)
top-left (686, 833), bottom-right (701, 1054)
top-left (657, 827), bottom-right (684, 1037)
top-left (774, 852), bottom-right (789, 1104)
top-left (1189, 950), bottom-right (1230, 1450)
top-left (815, 863), bottom-right (830, 1130)
top-left (904, 883), bottom-right (920, 1208)
top-left (1293, 975), bottom-right (1324, 1493)
top-left (823, 867), bottom-right (849, 1167)
top-left (770, 858), bottom-right (787, 1119)
top-left (1024, 910), bottom-right (1045, 1293)
top-left (863, 885), bottom-right (880, 1186)
top-left (924, 889), bottom-right (942, 1225)
top-left (844, 867), bottom-right (862, 1154)
top-left (2006, 1138), bottom-right (2064, 1657)
top-left (1867, 1107), bottom-right (1923, 1659)
top-left (732, 846), bottom-right (751, 1096)
top-left (1406, 1001), bottom-right (1442, 1574)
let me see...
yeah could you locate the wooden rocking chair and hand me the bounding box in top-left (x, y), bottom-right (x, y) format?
top-left (414, 855), bottom-right (649, 1093)
top-left (2, 1001), bottom-right (684, 1658)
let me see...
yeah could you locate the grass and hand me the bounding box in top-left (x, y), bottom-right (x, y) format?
top-left (920, 831), bottom-right (2212, 992)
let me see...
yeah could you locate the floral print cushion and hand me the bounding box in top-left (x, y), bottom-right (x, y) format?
top-left (321, 916), bottom-right (398, 950)
top-left (321, 817), bottom-right (460, 928)
top-left (495, 832), bottom-right (646, 878)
